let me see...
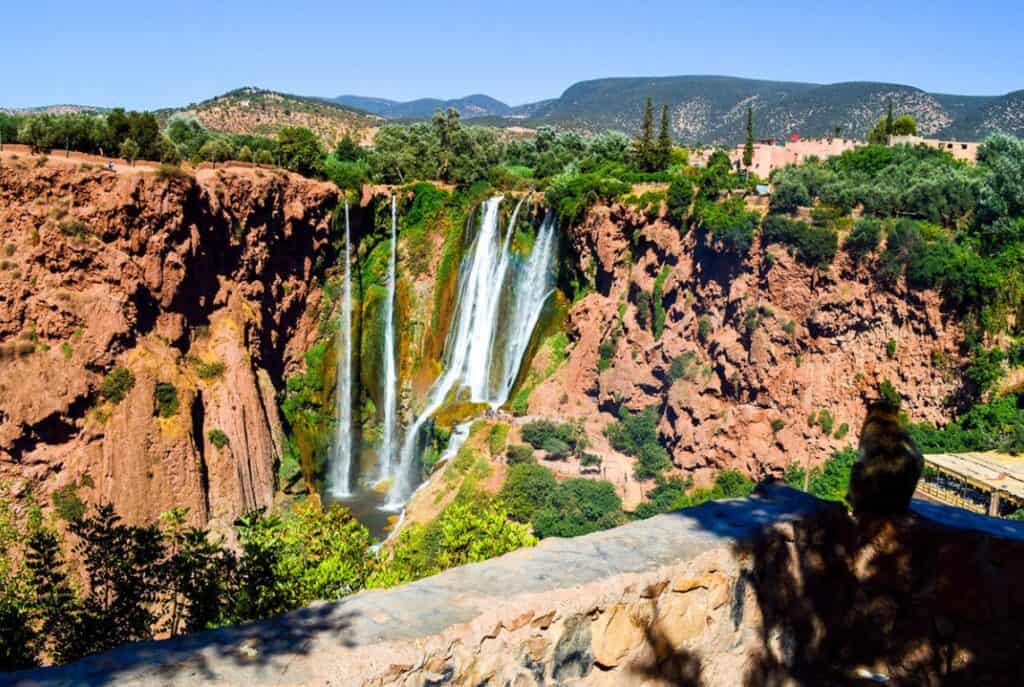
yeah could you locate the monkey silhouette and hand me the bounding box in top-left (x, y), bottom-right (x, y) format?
top-left (847, 399), bottom-right (923, 514)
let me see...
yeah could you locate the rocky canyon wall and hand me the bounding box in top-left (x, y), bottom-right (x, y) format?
top-left (0, 162), bottom-right (339, 530)
top-left (527, 201), bottom-right (965, 483)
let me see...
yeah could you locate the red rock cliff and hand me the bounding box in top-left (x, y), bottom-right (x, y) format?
top-left (0, 163), bottom-right (338, 530)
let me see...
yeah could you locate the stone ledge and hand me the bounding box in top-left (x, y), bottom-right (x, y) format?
top-left (12, 484), bottom-right (1024, 686)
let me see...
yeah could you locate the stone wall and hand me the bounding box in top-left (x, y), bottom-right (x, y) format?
top-left (12, 484), bottom-right (1024, 687)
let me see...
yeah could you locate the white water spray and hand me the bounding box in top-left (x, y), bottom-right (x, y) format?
top-left (328, 200), bottom-right (354, 497)
top-left (380, 196), bottom-right (399, 482)
top-left (384, 196), bottom-right (557, 507)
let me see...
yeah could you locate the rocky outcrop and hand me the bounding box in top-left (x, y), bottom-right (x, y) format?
top-left (14, 484), bottom-right (1024, 686)
top-left (0, 163), bottom-right (338, 530)
top-left (531, 202), bottom-right (964, 484)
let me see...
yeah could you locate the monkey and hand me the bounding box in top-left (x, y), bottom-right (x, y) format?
top-left (847, 398), bottom-right (923, 515)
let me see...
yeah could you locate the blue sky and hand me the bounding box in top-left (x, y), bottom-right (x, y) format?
top-left (3, 0), bottom-right (1021, 109)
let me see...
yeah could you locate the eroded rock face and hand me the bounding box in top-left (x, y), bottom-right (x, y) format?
top-left (531, 203), bottom-right (963, 483)
top-left (0, 164), bottom-right (338, 530)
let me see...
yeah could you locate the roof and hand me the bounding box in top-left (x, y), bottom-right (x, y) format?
top-left (924, 452), bottom-right (1024, 503)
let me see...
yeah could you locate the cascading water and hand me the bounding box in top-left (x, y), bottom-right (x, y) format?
top-left (379, 196), bottom-right (399, 483)
top-left (384, 195), bottom-right (558, 507)
top-left (328, 200), bottom-right (354, 497)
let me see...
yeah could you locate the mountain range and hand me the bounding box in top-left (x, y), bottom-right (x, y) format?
top-left (334, 75), bottom-right (1024, 144)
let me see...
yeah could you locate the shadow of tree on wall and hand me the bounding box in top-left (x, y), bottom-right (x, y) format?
top-left (634, 482), bottom-right (1024, 687)
top-left (11, 605), bottom-right (359, 687)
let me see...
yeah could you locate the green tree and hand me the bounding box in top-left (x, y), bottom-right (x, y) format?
top-left (432, 108), bottom-right (462, 182)
top-left (632, 97), bottom-right (655, 171)
top-left (886, 99), bottom-right (894, 136)
top-left (655, 104), bottom-right (672, 171)
top-left (159, 509), bottom-right (233, 637)
top-left (198, 138), bottom-right (233, 166)
top-left (666, 177), bottom-right (694, 226)
top-left (236, 145), bottom-right (253, 163)
top-left (533, 479), bottom-right (625, 538)
top-left (743, 106), bottom-right (754, 169)
top-left (276, 126), bottom-right (324, 177)
top-left (255, 149), bottom-right (273, 166)
top-left (119, 138), bottom-right (140, 166)
top-left (892, 115), bottom-right (918, 136)
top-left (24, 529), bottom-right (79, 664)
top-left (333, 133), bottom-right (363, 162)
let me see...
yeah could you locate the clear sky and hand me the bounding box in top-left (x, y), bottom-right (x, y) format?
top-left (3, 0), bottom-right (1021, 110)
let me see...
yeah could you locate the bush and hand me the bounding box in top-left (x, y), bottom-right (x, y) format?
top-left (207, 429), bottom-right (229, 449)
top-left (488, 423), bottom-right (509, 455)
top-left (500, 463), bottom-right (557, 523)
top-left (606, 407), bottom-right (671, 480)
top-left (506, 444), bottom-right (535, 465)
top-left (878, 379), bottom-right (901, 408)
top-left (99, 366), bottom-right (135, 403)
top-left (193, 359), bottom-right (226, 379)
top-left (52, 483), bottom-right (85, 522)
top-left (544, 171), bottom-right (631, 226)
top-left (541, 437), bottom-right (571, 459)
top-left (580, 453), bottom-right (602, 468)
top-left (761, 215), bottom-right (838, 267)
top-left (694, 197), bottom-right (759, 255)
top-left (532, 478), bottom-right (625, 538)
top-left (155, 382), bottom-right (180, 418)
top-left (666, 177), bottom-right (694, 226)
top-left (521, 420), bottom-right (580, 452)
top-left (886, 339), bottom-right (897, 359)
top-left (845, 217), bottom-right (882, 259)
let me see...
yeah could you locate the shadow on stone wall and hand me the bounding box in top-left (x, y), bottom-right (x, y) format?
top-left (634, 482), bottom-right (1024, 686)
top-left (19, 605), bottom-right (359, 686)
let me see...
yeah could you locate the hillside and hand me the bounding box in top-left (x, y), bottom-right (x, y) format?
top-left (156, 87), bottom-right (381, 146)
top-left (338, 75), bottom-right (1022, 144)
top-left (333, 93), bottom-right (512, 120)
top-left (519, 75), bottom-right (1020, 143)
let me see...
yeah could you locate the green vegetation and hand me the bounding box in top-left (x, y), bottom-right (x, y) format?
top-left (693, 196), bottom-right (760, 255)
top-left (506, 444), bottom-right (535, 465)
top-left (207, 429), bottom-right (229, 449)
top-left (192, 358), bottom-right (226, 380)
top-left (154, 382), bottom-right (180, 418)
top-left (761, 215), bottom-right (838, 267)
top-left (785, 448), bottom-right (858, 504)
top-left (909, 392), bottom-right (1024, 453)
top-left (633, 470), bottom-right (755, 519)
top-left (98, 366), bottom-right (135, 403)
top-left (605, 407), bottom-right (671, 480)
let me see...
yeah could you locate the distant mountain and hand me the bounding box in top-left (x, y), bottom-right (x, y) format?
top-left (333, 93), bottom-right (512, 120)
top-left (512, 75), bottom-right (1021, 144)
top-left (155, 87), bottom-right (381, 145)
top-left (0, 104), bottom-right (106, 115)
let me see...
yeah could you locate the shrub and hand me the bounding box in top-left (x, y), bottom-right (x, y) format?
top-left (155, 382), bottom-right (180, 418)
top-left (532, 478), bottom-right (625, 538)
top-left (694, 197), bottom-right (759, 255)
top-left (580, 453), bottom-right (602, 468)
top-left (52, 483), bottom-right (85, 522)
top-left (606, 407), bottom-right (671, 480)
top-left (771, 418), bottom-right (786, 433)
top-left (488, 423), bottom-right (509, 456)
top-left (878, 379), bottom-right (901, 408)
top-left (506, 444), bottom-right (535, 465)
top-left (666, 177), bottom-right (694, 226)
top-left (834, 422), bottom-right (850, 440)
top-left (669, 351), bottom-right (698, 381)
top-left (886, 339), bottom-right (897, 359)
top-left (845, 217), bottom-right (882, 259)
top-left (207, 429), bottom-right (229, 449)
top-left (500, 463), bottom-right (557, 523)
top-left (156, 163), bottom-right (190, 180)
top-left (99, 366), bottom-right (135, 403)
top-left (761, 215), bottom-right (838, 267)
top-left (698, 316), bottom-right (711, 342)
top-left (193, 359), bottom-right (226, 379)
top-left (521, 420), bottom-right (580, 452)
top-left (652, 266), bottom-right (670, 339)
top-left (541, 437), bottom-right (571, 459)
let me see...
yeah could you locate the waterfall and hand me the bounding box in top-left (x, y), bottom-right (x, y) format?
top-left (384, 195), bottom-right (557, 507)
top-left (496, 210), bottom-right (558, 405)
top-left (379, 196), bottom-right (399, 482)
top-left (328, 200), bottom-right (354, 498)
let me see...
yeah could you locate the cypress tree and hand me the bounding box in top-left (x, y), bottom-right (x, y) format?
top-left (743, 107), bottom-right (754, 169)
top-left (633, 97), bottom-right (655, 170)
top-left (656, 104), bottom-right (672, 170)
top-left (885, 99), bottom-right (894, 137)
